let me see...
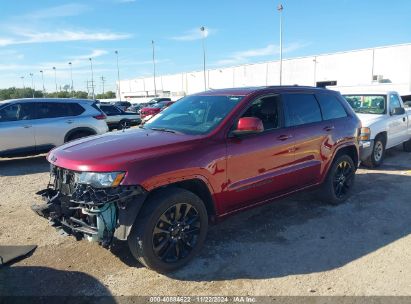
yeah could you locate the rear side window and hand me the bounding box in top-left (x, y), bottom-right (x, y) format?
top-left (316, 94), bottom-right (347, 120)
top-left (37, 102), bottom-right (85, 119)
top-left (282, 94), bottom-right (322, 127)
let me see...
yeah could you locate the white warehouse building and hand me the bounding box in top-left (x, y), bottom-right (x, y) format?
top-left (117, 43), bottom-right (411, 103)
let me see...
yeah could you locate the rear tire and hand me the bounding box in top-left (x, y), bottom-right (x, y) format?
top-left (128, 188), bottom-right (208, 272)
top-left (117, 120), bottom-right (130, 130)
top-left (319, 155), bottom-right (356, 205)
top-left (362, 137), bottom-right (385, 168)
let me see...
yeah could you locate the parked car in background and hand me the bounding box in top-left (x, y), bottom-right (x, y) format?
top-left (111, 101), bottom-right (131, 111)
top-left (140, 100), bottom-right (174, 120)
top-left (99, 104), bottom-right (141, 130)
top-left (34, 86), bottom-right (361, 272)
top-left (0, 98), bottom-right (108, 157)
top-left (127, 103), bottom-right (143, 114)
top-left (343, 91), bottom-right (411, 167)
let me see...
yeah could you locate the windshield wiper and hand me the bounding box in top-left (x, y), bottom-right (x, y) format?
top-left (149, 127), bottom-right (177, 134)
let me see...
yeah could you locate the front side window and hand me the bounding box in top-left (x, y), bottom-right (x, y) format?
top-left (343, 95), bottom-right (386, 115)
top-left (283, 94), bottom-right (322, 127)
top-left (144, 95), bottom-right (244, 135)
top-left (240, 95), bottom-right (281, 131)
top-left (317, 94), bottom-right (347, 120)
top-left (389, 94), bottom-right (401, 110)
top-left (0, 103), bottom-right (35, 122)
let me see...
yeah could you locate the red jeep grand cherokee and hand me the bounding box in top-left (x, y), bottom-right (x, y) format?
top-left (34, 86), bottom-right (361, 272)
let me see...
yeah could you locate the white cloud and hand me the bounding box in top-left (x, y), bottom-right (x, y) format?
top-left (71, 49), bottom-right (109, 60)
top-left (170, 27), bottom-right (214, 41)
top-left (0, 30), bottom-right (132, 46)
top-left (23, 3), bottom-right (90, 20)
top-left (215, 42), bottom-right (308, 66)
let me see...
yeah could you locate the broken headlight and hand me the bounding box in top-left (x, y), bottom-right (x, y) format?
top-left (74, 172), bottom-right (125, 188)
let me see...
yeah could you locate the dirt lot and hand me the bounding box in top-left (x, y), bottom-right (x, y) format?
top-left (0, 148), bottom-right (411, 297)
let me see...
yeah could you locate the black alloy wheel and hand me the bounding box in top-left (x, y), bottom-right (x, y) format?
top-left (333, 159), bottom-right (354, 199)
top-left (152, 203), bottom-right (201, 263)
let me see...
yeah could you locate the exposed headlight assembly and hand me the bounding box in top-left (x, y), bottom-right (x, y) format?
top-left (74, 172), bottom-right (125, 188)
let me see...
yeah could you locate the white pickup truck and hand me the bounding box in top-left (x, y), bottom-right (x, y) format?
top-left (343, 91), bottom-right (411, 167)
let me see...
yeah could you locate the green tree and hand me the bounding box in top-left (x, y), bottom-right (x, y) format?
top-left (96, 91), bottom-right (116, 99)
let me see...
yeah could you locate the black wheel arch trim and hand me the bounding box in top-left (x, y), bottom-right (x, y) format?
top-left (64, 127), bottom-right (97, 142)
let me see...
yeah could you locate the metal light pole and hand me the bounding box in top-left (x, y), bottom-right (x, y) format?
top-left (152, 40), bottom-right (157, 97)
top-left (277, 3), bottom-right (283, 85)
top-left (68, 62), bottom-right (74, 97)
top-left (29, 73), bottom-right (34, 98)
top-left (39, 70), bottom-right (45, 97)
top-left (52, 67), bottom-right (57, 92)
top-left (115, 50), bottom-right (121, 101)
top-left (200, 26), bottom-right (207, 91)
top-left (89, 58), bottom-right (95, 99)
top-left (20, 76), bottom-right (25, 89)
top-left (313, 57), bottom-right (317, 87)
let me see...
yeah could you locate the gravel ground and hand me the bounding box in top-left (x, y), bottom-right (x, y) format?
top-left (0, 148), bottom-right (411, 297)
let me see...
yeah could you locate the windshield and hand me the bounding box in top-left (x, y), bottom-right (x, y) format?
top-left (343, 95), bottom-right (386, 114)
top-left (144, 95), bottom-right (244, 135)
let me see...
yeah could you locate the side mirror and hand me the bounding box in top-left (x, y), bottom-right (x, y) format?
top-left (391, 107), bottom-right (405, 115)
top-left (231, 117), bottom-right (264, 136)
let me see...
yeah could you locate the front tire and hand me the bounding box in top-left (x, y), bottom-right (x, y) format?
top-left (403, 139), bottom-right (411, 152)
top-left (319, 155), bottom-right (356, 205)
top-left (363, 137), bottom-right (385, 168)
top-left (128, 188), bottom-right (208, 272)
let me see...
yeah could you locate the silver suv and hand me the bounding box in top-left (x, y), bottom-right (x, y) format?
top-left (0, 98), bottom-right (108, 157)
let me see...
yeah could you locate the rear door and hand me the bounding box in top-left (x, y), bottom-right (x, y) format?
top-left (387, 93), bottom-right (408, 147)
top-left (0, 103), bottom-right (36, 154)
top-left (281, 93), bottom-right (328, 186)
top-left (33, 102), bottom-right (84, 148)
top-left (224, 94), bottom-right (296, 211)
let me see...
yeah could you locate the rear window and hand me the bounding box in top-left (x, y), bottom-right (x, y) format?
top-left (316, 94), bottom-right (347, 120)
top-left (282, 94), bottom-right (322, 127)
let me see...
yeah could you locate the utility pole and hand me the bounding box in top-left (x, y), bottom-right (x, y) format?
top-left (89, 58), bottom-right (95, 99)
top-left (40, 70), bottom-right (45, 97)
top-left (115, 50), bottom-right (121, 101)
top-left (29, 73), bottom-right (34, 98)
top-left (101, 76), bottom-right (106, 95)
top-left (52, 67), bottom-right (57, 92)
top-left (68, 62), bottom-right (74, 97)
top-left (278, 3), bottom-right (284, 85)
top-left (200, 26), bottom-right (207, 91)
top-left (152, 40), bottom-right (157, 96)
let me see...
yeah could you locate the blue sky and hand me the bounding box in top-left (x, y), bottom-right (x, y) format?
top-left (0, 0), bottom-right (410, 93)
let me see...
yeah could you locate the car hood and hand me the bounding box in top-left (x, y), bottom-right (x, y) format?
top-left (48, 128), bottom-right (201, 172)
top-left (355, 113), bottom-right (384, 127)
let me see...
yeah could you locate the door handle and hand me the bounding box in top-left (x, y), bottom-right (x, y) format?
top-left (277, 134), bottom-right (293, 141)
top-left (324, 126), bottom-right (335, 131)
top-left (66, 120), bottom-right (74, 124)
top-left (23, 125), bottom-right (32, 128)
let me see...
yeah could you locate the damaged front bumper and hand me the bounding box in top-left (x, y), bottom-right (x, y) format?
top-left (32, 165), bottom-right (147, 247)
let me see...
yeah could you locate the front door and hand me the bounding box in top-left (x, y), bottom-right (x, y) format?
top-left (0, 103), bottom-right (36, 155)
top-left (224, 95), bottom-right (296, 212)
top-left (387, 93), bottom-right (408, 147)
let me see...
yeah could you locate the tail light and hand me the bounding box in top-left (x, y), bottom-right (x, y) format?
top-left (93, 114), bottom-right (107, 120)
